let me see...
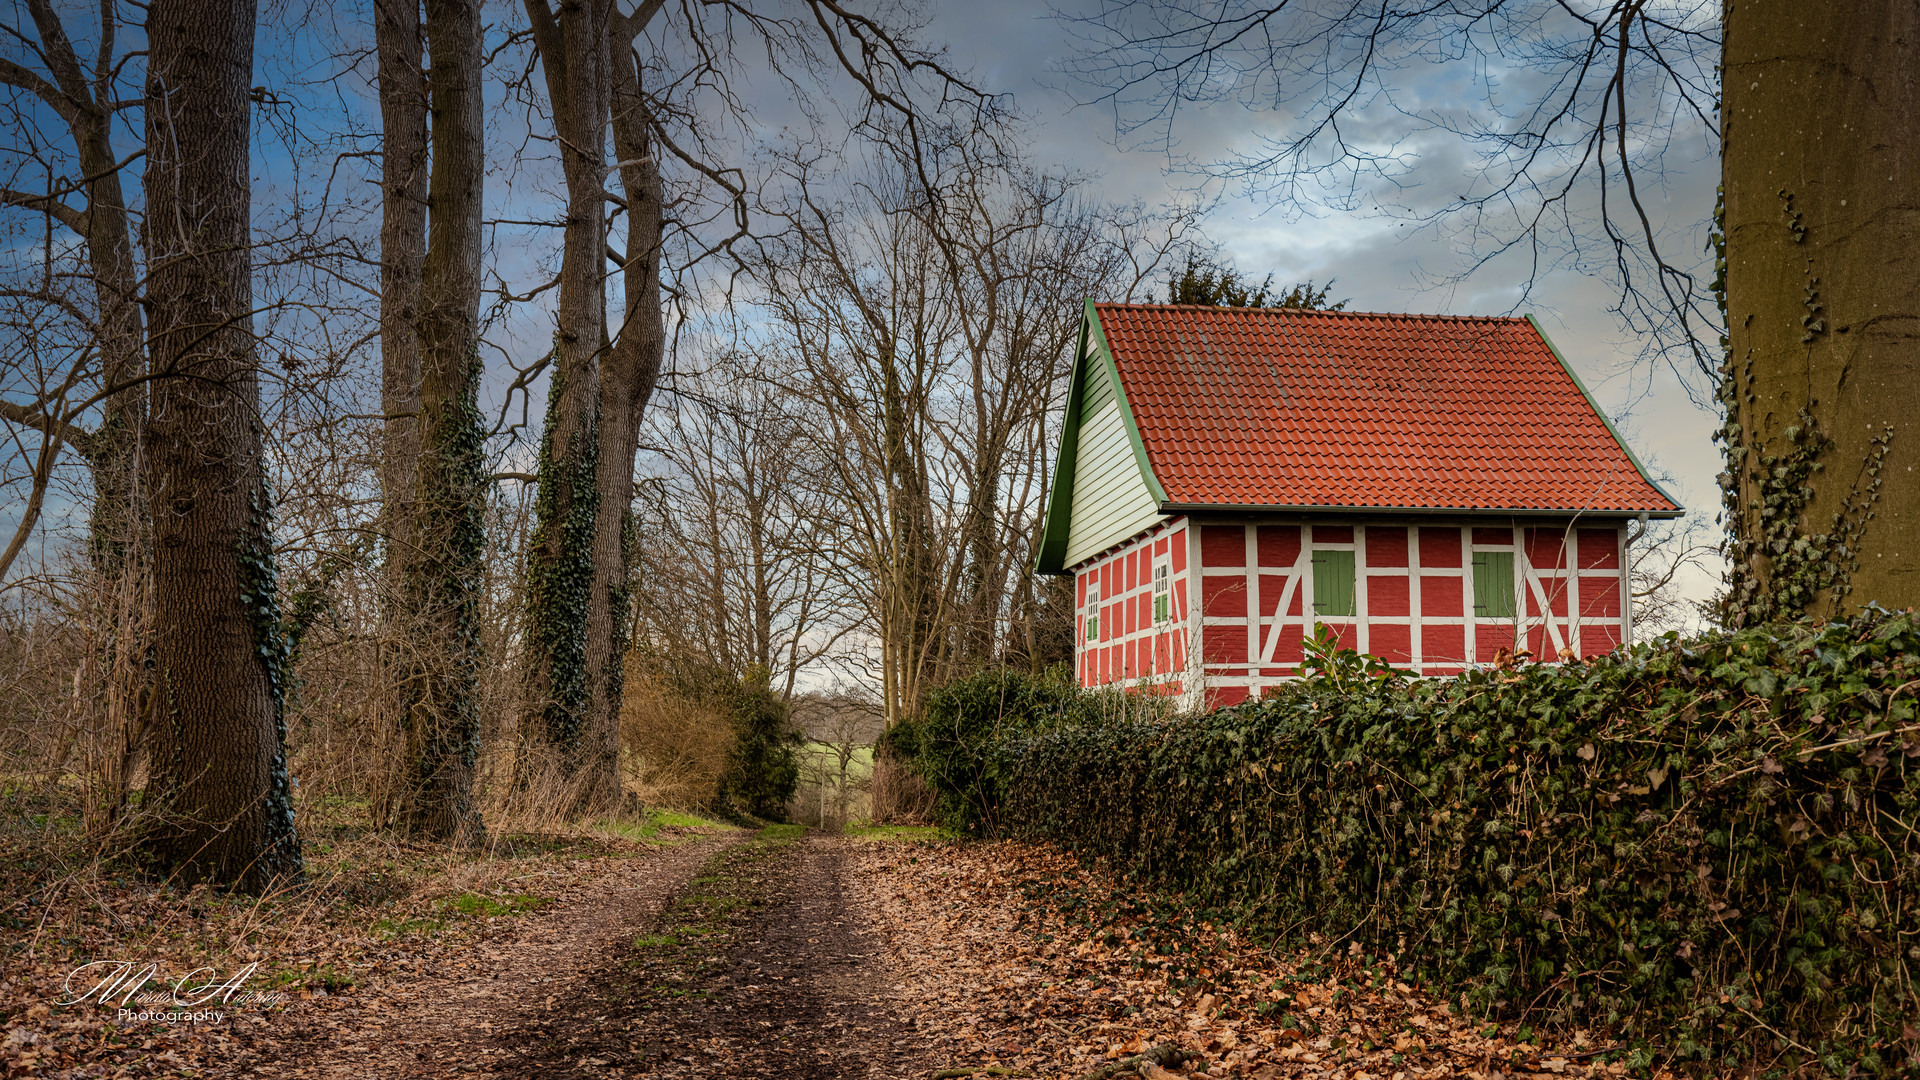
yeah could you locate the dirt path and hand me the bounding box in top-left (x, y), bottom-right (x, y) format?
top-left (257, 830), bottom-right (927, 1079)
top-left (262, 835), bottom-right (733, 1079)
top-left (496, 830), bottom-right (929, 1079)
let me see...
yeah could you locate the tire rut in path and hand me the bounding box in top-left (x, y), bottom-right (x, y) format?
top-left (268, 836), bottom-right (734, 1079)
top-left (501, 832), bottom-right (928, 1079)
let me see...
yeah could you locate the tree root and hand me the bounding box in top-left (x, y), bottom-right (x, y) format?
top-left (1069, 1043), bottom-right (1198, 1080)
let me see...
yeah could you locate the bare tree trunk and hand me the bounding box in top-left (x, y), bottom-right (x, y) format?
top-left (7, 0), bottom-right (152, 827)
top-left (387, 0), bottom-right (489, 841)
top-left (578, 10), bottom-right (668, 810)
top-left (142, 0), bottom-right (302, 890)
top-left (372, 0), bottom-right (427, 828)
top-left (1721, 0), bottom-right (1920, 621)
top-left (520, 0), bottom-right (610, 790)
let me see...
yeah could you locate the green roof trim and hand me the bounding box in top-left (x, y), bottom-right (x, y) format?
top-left (1035, 300), bottom-right (1169, 575)
top-left (1034, 312), bottom-right (1092, 575)
top-left (1523, 314), bottom-right (1685, 515)
top-left (1089, 300), bottom-right (1168, 507)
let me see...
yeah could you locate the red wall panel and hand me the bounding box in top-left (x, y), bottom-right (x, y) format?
top-left (1269, 632), bottom-right (1305, 664)
top-left (1369, 575), bottom-right (1411, 616)
top-left (1318, 621), bottom-right (1355, 649)
top-left (1201, 526), bottom-right (1245, 566)
top-left (1578, 577), bottom-right (1622, 619)
top-left (1423, 625), bottom-right (1466, 667)
top-left (1259, 574), bottom-right (1290, 615)
top-left (1313, 524), bottom-right (1354, 544)
top-left (1203, 625), bottom-right (1248, 664)
top-left (1527, 626), bottom-right (1565, 662)
top-left (1584, 624), bottom-right (1621, 655)
top-left (1526, 528), bottom-right (1567, 568)
top-left (1203, 575), bottom-right (1248, 618)
top-left (1525, 579), bottom-right (1569, 618)
top-left (1372, 624), bottom-right (1413, 664)
top-left (1258, 525), bottom-right (1301, 567)
top-left (1365, 527), bottom-right (1409, 567)
top-left (1420, 527), bottom-right (1462, 567)
top-left (1476, 624), bottom-right (1516, 658)
top-left (1422, 576), bottom-right (1464, 617)
top-left (1473, 527), bottom-right (1513, 546)
top-left (1208, 686), bottom-right (1250, 709)
top-left (1578, 528), bottom-right (1620, 570)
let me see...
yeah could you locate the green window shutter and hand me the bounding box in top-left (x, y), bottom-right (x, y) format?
top-left (1311, 550), bottom-right (1356, 617)
top-left (1086, 615), bottom-right (1100, 642)
top-left (1473, 550), bottom-right (1516, 617)
top-left (1154, 594), bottom-right (1169, 623)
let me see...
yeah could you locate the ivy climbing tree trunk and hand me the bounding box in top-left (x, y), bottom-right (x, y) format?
top-left (520, 0), bottom-right (610, 801)
top-left (142, 0), bottom-right (302, 890)
top-left (1720, 0), bottom-right (1919, 621)
top-left (574, 5), bottom-right (669, 812)
top-left (387, 0), bottom-right (489, 841)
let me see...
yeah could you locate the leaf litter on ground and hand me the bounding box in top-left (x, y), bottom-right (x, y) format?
top-left (854, 839), bottom-right (1681, 1080)
top-left (0, 813), bottom-right (726, 1078)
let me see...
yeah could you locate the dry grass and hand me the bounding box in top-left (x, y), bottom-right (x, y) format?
top-left (618, 666), bottom-right (733, 813)
top-left (870, 751), bottom-right (933, 824)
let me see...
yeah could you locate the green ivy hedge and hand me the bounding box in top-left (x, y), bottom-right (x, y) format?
top-left (925, 613), bottom-right (1920, 1075)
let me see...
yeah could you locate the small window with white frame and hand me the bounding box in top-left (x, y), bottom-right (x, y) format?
top-left (1152, 560), bottom-right (1171, 624)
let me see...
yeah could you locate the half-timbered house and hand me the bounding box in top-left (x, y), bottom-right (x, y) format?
top-left (1035, 301), bottom-right (1683, 707)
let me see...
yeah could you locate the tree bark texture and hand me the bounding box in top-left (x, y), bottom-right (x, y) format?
top-left (389, 0), bottom-right (489, 841)
top-left (575, 11), bottom-right (668, 810)
top-left (142, 0), bottom-right (302, 889)
top-left (373, 0), bottom-right (427, 828)
top-left (1722, 0), bottom-right (1920, 618)
top-left (521, 0), bottom-right (610, 784)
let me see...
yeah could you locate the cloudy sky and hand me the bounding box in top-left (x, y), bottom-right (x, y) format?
top-left (920, 0), bottom-right (1726, 619)
top-left (0, 0), bottom-right (1725, 620)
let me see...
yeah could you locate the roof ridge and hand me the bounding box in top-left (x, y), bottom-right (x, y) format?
top-left (1092, 301), bottom-right (1529, 324)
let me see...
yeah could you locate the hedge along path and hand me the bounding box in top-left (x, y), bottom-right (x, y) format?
top-left (853, 839), bottom-right (1653, 1079)
top-left (974, 611), bottom-right (1920, 1077)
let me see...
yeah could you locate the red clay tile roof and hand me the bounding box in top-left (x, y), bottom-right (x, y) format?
top-left (1093, 303), bottom-right (1680, 514)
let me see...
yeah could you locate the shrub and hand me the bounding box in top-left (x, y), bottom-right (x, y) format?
top-left (941, 612), bottom-right (1920, 1075)
top-left (623, 657), bottom-right (800, 821)
top-left (711, 665), bottom-right (802, 822)
top-left (619, 659), bottom-right (735, 810)
top-left (885, 665), bottom-right (1113, 833)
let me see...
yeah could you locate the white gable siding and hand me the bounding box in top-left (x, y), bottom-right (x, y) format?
top-left (1065, 396), bottom-right (1166, 567)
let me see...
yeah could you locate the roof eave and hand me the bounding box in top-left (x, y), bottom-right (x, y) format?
top-left (1036, 301), bottom-right (1172, 576)
top-left (1159, 501), bottom-right (1687, 520)
top-left (1033, 304), bottom-right (1096, 576)
top-left (1523, 314), bottom-right (1686, 515)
